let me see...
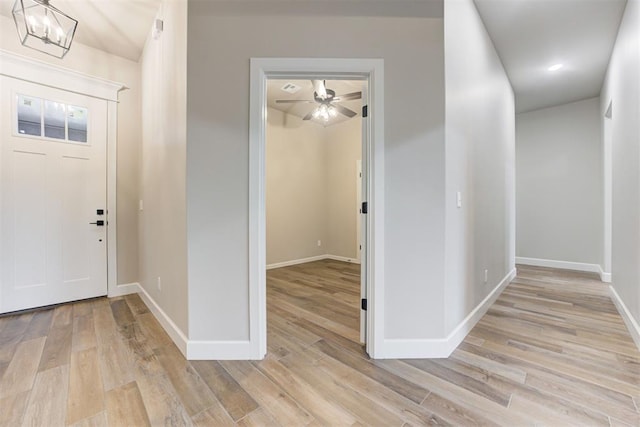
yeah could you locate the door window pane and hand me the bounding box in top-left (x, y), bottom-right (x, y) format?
top-left (67, 105), bottom-right (88, 143)
top-left (44, 100), bottom-right (66, 140)
top-left (17, 95), bottom-right (42, 136)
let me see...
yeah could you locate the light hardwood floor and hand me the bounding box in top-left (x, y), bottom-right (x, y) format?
top-left (0, 260), bottom-right (638, 426)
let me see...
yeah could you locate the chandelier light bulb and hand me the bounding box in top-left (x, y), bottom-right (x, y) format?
top-left (27, 15), bottom-right (37, 32)
top-left (12, 0), bottom-right (78, 58)
top-left (42, 14), bottom-right (50, 38)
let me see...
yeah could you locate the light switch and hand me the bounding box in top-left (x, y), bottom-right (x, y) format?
top-left (456, 191), bottom-right (462, 208)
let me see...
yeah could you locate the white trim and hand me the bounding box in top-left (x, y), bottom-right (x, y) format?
top-left (250, 58), bottom-right (385, 359)
top-left (266, 254), bottom-right (360, 270)
top-left (517, 257), bottom-right (611, 283)
top-left (249, 60), bottom-right (268, 359)
top-left (599, 267), bottom-right (611, 283)
top-left (609, 285), bottom-right (640, 350)
top-left (375, 268), bottom-right (517, 359)
top-left (266, 255), bottom-right (328, 270)
top-left (325, 254), bottom-right (360, 265)
top-left (0, 50), bottom-right (126, 102)
top-left (135, 284), bottom-right (256, 360)
top-left (136, 283), bottom-right (189, 357)
top-left (106, 101), bottom-right (119, 297)
top-left (516, 257), bottom-right (604, 275)
top-left (603, 102), bottom-right (612, 277)
top-left (107, 282), bottom-right (139, 298)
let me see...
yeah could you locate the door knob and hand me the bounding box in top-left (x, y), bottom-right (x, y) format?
top-left (89, 220), bottom-right (105, 226)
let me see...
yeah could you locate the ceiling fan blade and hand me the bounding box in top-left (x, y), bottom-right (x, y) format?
top-left (303, 111), bottom-right (314, 120)
top-left (333, 91), bottom-right (362, 102)
top-left (312, 80), bottom-right (327, 99)
top-left (334, 104), bottom-right (358, 118)
top-left (275, 99), bottom-right (314, 104)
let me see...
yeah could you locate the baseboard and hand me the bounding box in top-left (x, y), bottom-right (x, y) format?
top-left (608, 285), bottom-right (640, 351)
top-left (267, 254), bottom-right (360, 270)
top-left (266, 255), bottom-right (327, 270)
top-left (516, 257), bottom-right (604, 275)
top-left (325, 254), bottom-right (360, 265)
top-left (136, 284), bottom-right (189, 357)
top-left (377, 268), bottom-right (517, 358)
top-left (599, 267), bottom-right (612, 283)
top-left (108, 282), bottom-right (140, 298)
top-left (134, 284), bottom-right (261, 360)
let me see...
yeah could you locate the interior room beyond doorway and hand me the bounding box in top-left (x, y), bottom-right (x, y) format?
top-left (265, 78), bottom-right (365, 349)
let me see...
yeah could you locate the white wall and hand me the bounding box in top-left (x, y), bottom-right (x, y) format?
top-left (266, 109), bottom-right (327, 264)
top-left (186, 7), bottom-right (446, 344)
top-left (139, 0), bottom-right (189, 334)
top-left (0, 14), bottom-right (140, 286)
top-left (516, 98), bottom-right (603, 268)
top-left (444, 0), bottom-right (516, 333)
top-left (266, 108), bottom-right (362, 266)
top-left (601, 0), bottom-right (640, 343)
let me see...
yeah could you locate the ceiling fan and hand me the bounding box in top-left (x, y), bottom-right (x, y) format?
top-left (275, 80), bottom-right (362, 122)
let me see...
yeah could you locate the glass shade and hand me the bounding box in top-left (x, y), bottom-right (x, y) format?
top-left (12, 0), bottom-right (77, 59)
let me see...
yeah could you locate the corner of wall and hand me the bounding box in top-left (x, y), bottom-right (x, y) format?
top-left (139, 0), bottom-right (189, 337)
top-left (378, 267), bottom-right (516, 359)
top-left (609, 285), bottom-right (640, 350)
top-left (442, 0), bottom-right (516, 335)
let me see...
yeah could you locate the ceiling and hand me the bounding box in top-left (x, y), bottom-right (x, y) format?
top-left (474, 0), bottom-right (627, 113)
top-left (0, 0), bottom-right (160, 61)
top-left (267, 79), bottom-right (365, 127)
top-left (2, 0), bottom-right (627, 113)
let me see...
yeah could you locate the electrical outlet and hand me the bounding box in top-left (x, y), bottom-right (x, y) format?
top-left (484, 269), bottom-right (488, 283)
top-left (157, 276), bottom-right (162, 291)
top-left (317, 240), bottom-right (322, 247)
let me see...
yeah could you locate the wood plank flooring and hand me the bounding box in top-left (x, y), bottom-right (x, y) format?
top-left (0, 260), bottom-right (638, 426)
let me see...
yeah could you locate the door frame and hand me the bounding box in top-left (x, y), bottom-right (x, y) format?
top-left (602, 99), bottom-right (613, 283)
top-left (249, 58), bottom-right (385, 358)
top-left (0, 50), bottom-right (126, 299)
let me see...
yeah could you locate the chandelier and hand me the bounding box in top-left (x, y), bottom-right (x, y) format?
top-left (12, 0), bottom-right (78, 59)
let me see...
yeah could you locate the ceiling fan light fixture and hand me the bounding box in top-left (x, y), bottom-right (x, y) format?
top-left (274, 81), bottom-right (362, 123)
top-left (12, 0), bottom-right (78, 59)
top-left (312, 103), bottom-right (334, 122)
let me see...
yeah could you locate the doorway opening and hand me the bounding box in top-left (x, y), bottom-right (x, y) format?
top-left (265, 78), bottom-right (366, 353)
top-left (249, 58), bottom-right (385, 359)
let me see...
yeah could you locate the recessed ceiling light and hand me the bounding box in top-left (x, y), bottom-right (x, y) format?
top-left (548, 63), bottom-right (564, 72)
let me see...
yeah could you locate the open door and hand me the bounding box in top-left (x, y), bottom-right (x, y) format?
top-left (359, 85), bottom-right (369, 347)
top-left (356, 160), bottom-right (362, 265)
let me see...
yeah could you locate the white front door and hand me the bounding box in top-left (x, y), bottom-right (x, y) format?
top-left (0, 77), bottom-right (108, 313)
